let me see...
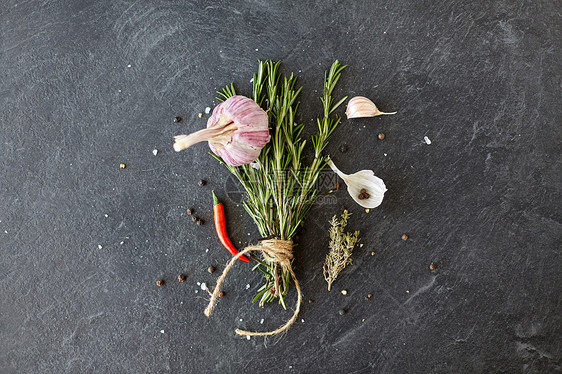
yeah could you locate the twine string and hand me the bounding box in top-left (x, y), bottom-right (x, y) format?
top-left (204, 239), bottom-right (302, 337)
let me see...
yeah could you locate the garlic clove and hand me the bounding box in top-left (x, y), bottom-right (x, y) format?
top-left (327, 159), bottom-right (387, 209)
top-left (344, 170), bottom-right (387, 208)
top-left (345, 96), bottom-right (396, 119)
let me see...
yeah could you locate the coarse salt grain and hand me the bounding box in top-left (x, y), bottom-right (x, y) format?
top-left (424, 136), bottom-right (432, 145)
top-left (201, 283), bottom-right (207, 290)
top-left (98, 244), bottom-right (103, 249)
top-left (205, 107), bottom-right (211, 114)
top-left (247, 336), bottom-right (251, 340)
top-left (152, 149), bottom-right (158, 156)
top-left (260, 319), bottom-right (264, 324)
top-left (245, 284), bottom-right (250, 289)
top-left (160, 330), bottom-right (164, 333)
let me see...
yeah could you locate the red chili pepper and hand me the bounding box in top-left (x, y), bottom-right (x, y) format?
top-left (212, 191), bottom-right (250, 263)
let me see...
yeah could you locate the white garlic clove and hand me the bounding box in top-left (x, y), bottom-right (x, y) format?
top-left (345, 170), bottom-right (386, 208)
top-left (327, 159), bottom-right (387, 209)
top-left (345, 96), bottom-right (396, 119)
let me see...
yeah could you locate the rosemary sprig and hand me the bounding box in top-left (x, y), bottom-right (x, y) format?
top-left (213, 60), bottom-right (347, 305)
top-left (323, 210), bottom-right (360, 291)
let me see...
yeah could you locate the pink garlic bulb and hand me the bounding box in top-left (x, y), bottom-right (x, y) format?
top-left (174, 95), bottom-right (270, 166)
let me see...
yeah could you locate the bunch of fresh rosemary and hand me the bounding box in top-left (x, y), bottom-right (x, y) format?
top-left (212, 60), bottom-right (347, 307)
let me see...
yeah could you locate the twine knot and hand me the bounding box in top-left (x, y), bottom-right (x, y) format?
top-left (258, 239), bottom-right (293, 267)
top-left (204, 239), bottom-right (302, 337)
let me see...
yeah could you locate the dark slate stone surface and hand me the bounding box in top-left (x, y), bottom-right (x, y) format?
top-left (1, 1), bottom-right (560, 373)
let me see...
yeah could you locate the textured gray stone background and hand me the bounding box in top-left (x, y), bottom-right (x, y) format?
top-left (1, 1), bottom-right (560, 373)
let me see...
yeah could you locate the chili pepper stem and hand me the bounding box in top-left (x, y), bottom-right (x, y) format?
top-left (212, 190), bottom-right (221, 205)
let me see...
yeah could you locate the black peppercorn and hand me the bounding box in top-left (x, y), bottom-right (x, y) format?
top-left (198, 179), bottom-right (206, 187)
top-left (339, 309), bottom-right (346, 316)
top-left (429, 263), bottom-right (437, 270)
top-left (177, 274), bottom-right (186, 282)
top-left (187, 208), bottom-right (194, 215)
top-left (208, 266), bottom-right (215, 273)
top-left (191, 216), bottom-right (197, 222)
top-left (156, 279), bottom-right (165, 287)
top-left (174, 116), bottom-right (182, 122)
top-left (197, 219), bottom-right (204, 226)
top-left (219, 291), bottom-right (225, 298)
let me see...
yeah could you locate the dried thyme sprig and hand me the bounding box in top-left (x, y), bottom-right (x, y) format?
top-left (323, 210), bottom-right (360, 291)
